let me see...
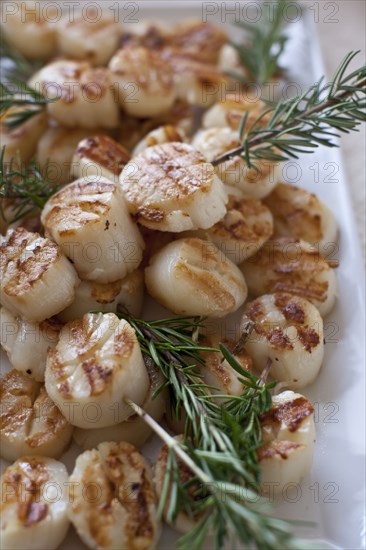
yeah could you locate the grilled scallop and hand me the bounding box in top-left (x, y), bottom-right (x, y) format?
top-left (59, 269), bottom-right (144, 322)
top-left (0, 1), bottom-right (58, 60)
top-left (258, 391), bottom-right (315, 493)
top-left (68, 441), bottom-right (160, 550)
top-left (0, 370), bottom-right (73, 462)
top-left (202, 94), bottom-right (269, 131)
top-left (0, 307), bottom-right (62, 382)
top-left (45, 312), bottom-right (149, 429)
top-left (154, 435), bottom-right (204, 533)
top-left (72, 135), bottom-right (131, 183)
top-left (239, 237), bottom-right (337, 316)
top-left (0, 227), bottom-right (79, 322)
top-left (168, 20), bottom-right (227, 64)
top-left (119, 142), bottom-right (228, 232)
top-left (1, 108), bottom-right (48, 165)
top-left (57, 10), bottom-right (122, 66)
top-left (145, 238), bottom-right (247, 317)
top-left (192, 127), bottom-right (280, 199)
top-left (109, 47), bottom-right (176, 117)
top-left (243, 293), bottom-right (324, 389)
top-left (0, 456), bottom-right (70, 550)
top-left (73, 356), bottom-right (167, 450)
top-left (37, 126), bottom-right (99, 185)
top-left (28, 60), bottom-right (119, 128)
top-left (263, 182), bottom-right (338, 258)
top-left (41, 176), bottom-right (144, 284)
top-left (184, 195), bottom-right (274, 264)
top-left (132, 125), bottom-right (186, 156)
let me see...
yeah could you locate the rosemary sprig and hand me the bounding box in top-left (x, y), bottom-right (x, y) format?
top-left (228, 0), bottom-right (288, 84)
top-left (119, 311), bottom-right (313, 549)
top-left (213, 51), bottom-right (366, 167)
top-left (0, 148), bottom-right (61, 224)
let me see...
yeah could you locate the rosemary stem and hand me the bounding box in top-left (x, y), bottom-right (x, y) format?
top-left (125, 399), bottom-right (212, 485)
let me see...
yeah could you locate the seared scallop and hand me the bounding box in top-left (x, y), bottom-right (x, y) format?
top-left (109, 47), bottom-right (176, 117)
top-left (0, 369), bottom-right (73, 462)
top-left (244, 293), bottom-right (324, 389)
top-left (41, 176), bottom-right (144, 283)
top-left (239, 237), bottom-right (337, 316)
top-left (119, 142), bottom-right (228, 232)
top-left (263, 182), bottom-right (338, 258)
top-left (29, 60), bottom-right (119, 128)
top-left (72, 135), bottom-right (131, 183)
top-left (0, 456), bottom-right (70, 550)
top-left (258, 391), bottom-right (315, 493)
top-left (145, 238), bottom-right (247, 317)
top-left (45, 312), bottom-right (149, 428)
top-left (68, 441), bottom-right (160, 550)
top-left (0, 1), bottom-right (58, 60)
top-left (0, 227), bottom-right (79, 322)
top-left (168, 20), bottom-right (227, 63)
top-left (57, 10), bottom-right (122, 65)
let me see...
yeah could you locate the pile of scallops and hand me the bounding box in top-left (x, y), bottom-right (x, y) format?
top-left (0, 5), bottom-right (338, 550)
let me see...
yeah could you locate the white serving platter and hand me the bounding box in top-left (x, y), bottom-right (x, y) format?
top-left (1, 2), bottom-right (365, 549)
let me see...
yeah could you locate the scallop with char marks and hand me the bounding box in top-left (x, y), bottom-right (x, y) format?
top-left (258, 390), bottom-right (316, 493)
top-left (0, 227), bottom-right (79, 323)
top-left (243, 293), bottom-right (324, 389)
top-left (72, 135), bottom-right (131, 183)
top-left (41, 176), bottom-right (144, 284)
top-left (0, 1), bottom-right (58, 60)
top-left (0, 369), bottom-right (73, 462)
top-left (0, 456), bottom-right (70, 550)
top-left (145, 238), bottom-right (247, 317)
top-left (29, 60), bottom-right (119, 128)
top-left (119, 142), bottom-right (228, 232)
top-left (45, 312), bottom-right (149, 428)
top-left (109, 47), bottom-right (176, 118)
top-left (57, 10), bottom-right (122, 66)
top-left (68, 441), bottom-right (160, 550)
top-left (263, 182), bottom-right (338, 258)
